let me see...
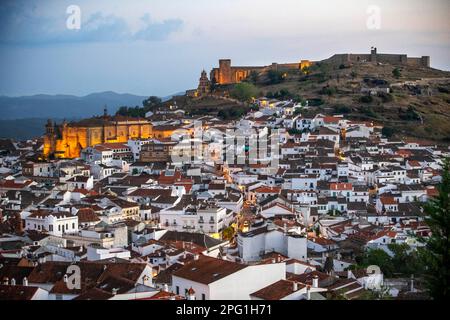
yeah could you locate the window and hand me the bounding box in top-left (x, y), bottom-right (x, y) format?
top-left (72, 223), bottom-right (75, 229)
top-left (175, 286), bottom-right (180, 295)
top-left (202, 294), bottom-right (206, 300)
top-left (49, 225), bottom-right (53, 232)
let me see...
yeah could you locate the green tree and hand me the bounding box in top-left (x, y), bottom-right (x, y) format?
top-left (222, 226), bottom-right (235, 241)
top-left (359, 249), bottom-right (395, 277)
top-left (231, 83), bottom-right (259, 102)
top-left (247, 71), bottom-right (259, 84)
top-left (382, 126), bottom-right (395, 138)
top-left (392, 68), bottom-right (402, 79)
top-left (267, 70), bottom-right (285, 85)
top-left (142, 96), bottom-right (162, 113)
top-left (419, 158), bottom-right (450, 300)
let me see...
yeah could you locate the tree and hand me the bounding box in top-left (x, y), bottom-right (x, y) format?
top-left (247, 71), bottom-right (259, 84)
top-left (267, 70), bottom-right (284, 85)
top-left (360, 95), bottom-right (373, 104)
top-left (381, 126), bottom-right (395, 138)
top-left (358, 248), bottom-right (395, 277)
top-left (392, 68), bottom-right (402, 79)
top-left (222, 226), bottom-right (235, 241)
top-left (230, 83), bottom-right (259, 102)
top-left (419, 157), bottom-right (450, 300)
top-left (142, 96), bottom-right (162, 114)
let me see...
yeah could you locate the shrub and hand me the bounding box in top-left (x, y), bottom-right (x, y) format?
top-left (392, 68), bottom-right (402, 79)
top-left (335, 105), bottom-right (351, 114)
top-left (267, 70), bottom-right (285, 85)
top-left (360, 95), bottom-right (373, 103)
top-left (382, 126), bottom-right (395, 138)
top-left (231, 83), bottom-right (259, 102)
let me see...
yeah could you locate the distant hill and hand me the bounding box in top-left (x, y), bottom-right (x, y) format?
top-left (0, 118), bottom-right (74, 140)
top-left (0, 91), bottom-right (148, 120)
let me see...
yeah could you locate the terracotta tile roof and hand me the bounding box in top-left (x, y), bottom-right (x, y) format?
top-left (76, 208), bottom-right (100, 223)
top-left (0, 284), bottom-right (39, 300)
top-left (253, 186), bottom-right (281, 194)
top-left (173, 255), bottom-right (247, 285)
top-left (330, 183), bottom-right (353, 191)
top-left (380, 197), bottom-right (397, 205)
top-left (250, 280), bottom-right (305, 300)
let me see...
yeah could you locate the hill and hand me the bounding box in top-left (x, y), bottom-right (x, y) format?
top-left (223, 61), bottom-right (450, 141)
top-left (0, 91), bottom-right (148, 120)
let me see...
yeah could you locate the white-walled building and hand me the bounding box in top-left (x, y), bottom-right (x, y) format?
top-left (23, 210), bottom-right (78, 237)
top-left (237, 223), bottom-right (307, 262)
top-left (172, 255), bottom-right (286, 300)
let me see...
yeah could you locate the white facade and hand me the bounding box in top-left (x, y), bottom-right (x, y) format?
top-left (24, 211), bottom-right (78, 237)
top-left (172, 262), bottom-right (286, 300)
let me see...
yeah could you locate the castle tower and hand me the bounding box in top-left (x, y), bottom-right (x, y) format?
top-left (218, 59), bottom-right (232, 84)
top-left (197, 70), bottom-right (211, 96)
top-left (370, 47), bottom-right (377, 63)
top-left (43, 119), bottom-right (55, 158)
top-left (103, 105), bottom-right (108, 118)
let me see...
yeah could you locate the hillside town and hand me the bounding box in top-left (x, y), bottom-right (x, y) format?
top-left (0, 96), bottom-right (448, 301)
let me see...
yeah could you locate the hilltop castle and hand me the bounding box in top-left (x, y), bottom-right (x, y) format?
top-left (43, 108), bottom-right (152, 159)
top-left (189, 48), bottom-right (430, 97)
top-left (323, 47), bottom-right (430, 68)
top-left (210, 59), bottom-right (312, 85)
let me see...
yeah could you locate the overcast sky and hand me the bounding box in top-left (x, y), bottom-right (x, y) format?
top-left (0, 0), bottom-right (449, 97)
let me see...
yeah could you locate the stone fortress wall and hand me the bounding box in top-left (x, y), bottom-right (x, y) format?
top-left (323, 47), bottom-right (430, 68)
top-left (210, 59), bottom-right (313, 85)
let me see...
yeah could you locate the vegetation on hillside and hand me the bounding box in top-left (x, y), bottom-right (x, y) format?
top-left (418, 158), bottom-right (450, 300)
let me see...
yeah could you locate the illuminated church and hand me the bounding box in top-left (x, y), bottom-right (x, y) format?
top-left (43, 107), bottom-right (152, 159)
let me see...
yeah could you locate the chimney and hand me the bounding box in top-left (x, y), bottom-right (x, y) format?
top-left (112, 288), bottom-right (118, 296)
top-left (10, 278), bottom-right (16, 286)
top-left (163, 283), bottom-right (169, 292)
top-left (312, 275), bottom-right (319, 288)
top-left (306, 285), bottom-right (311, 300)
top-left (3, 277), bottom-right (9, 285)
top-left (292, 281), bottom-right (298, 291)
top-left (23, 277), bottom-right (28, 286)
top-left (194, 254), bottom-right (199, 261)
top-left (63, 274), bottom-right (68, 283)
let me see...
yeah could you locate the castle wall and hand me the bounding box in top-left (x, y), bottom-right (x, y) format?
top-left (324, 51), bottom-right (430, 68)
top-left (211, 59), bottom-right (308, 85)
top-left (407, 56), bottom-right (430, 68)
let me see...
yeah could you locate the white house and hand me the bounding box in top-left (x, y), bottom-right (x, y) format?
top-left (23, 209), bottom-right (78, 237)
top-left (171, 255), bottom-right (286, 300)
top-left (237, 223), bottom-right (307, 262)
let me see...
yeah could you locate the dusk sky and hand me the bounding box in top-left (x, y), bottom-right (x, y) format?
top-left (0, 0), bottom-right (449, 97)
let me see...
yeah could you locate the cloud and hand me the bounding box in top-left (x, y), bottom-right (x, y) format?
top-left (0, 1), bottom-right (183, 45)
top-left (134, 14), bottom-right (183, 41)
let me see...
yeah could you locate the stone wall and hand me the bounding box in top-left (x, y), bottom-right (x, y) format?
top-left (323, 50), bottom-right (430, 68)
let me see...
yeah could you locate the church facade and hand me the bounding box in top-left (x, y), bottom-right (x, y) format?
top-left (43, 112), bottom-right (152, 159)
